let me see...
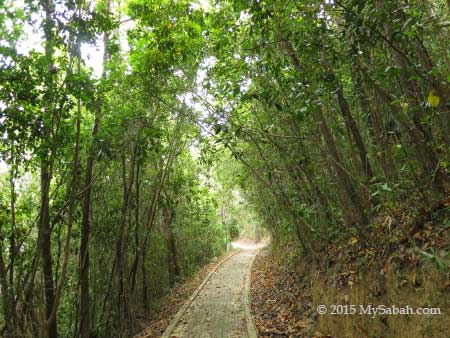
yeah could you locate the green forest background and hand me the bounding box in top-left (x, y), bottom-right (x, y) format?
top-left (1, 0), bottom-right (450, 337)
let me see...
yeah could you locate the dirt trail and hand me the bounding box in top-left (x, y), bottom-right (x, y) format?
top-left (167, 248), bottom-right (257, 338)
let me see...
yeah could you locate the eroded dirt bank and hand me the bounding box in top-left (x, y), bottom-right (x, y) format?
top-left (251, 248), bottom-right (449, 338)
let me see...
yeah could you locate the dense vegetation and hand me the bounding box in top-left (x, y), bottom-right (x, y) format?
top-left (1, 0), bottom-right (449, 337)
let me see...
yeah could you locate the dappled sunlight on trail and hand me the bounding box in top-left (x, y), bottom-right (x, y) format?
top-left (231, 238), bottom-right (269, 251)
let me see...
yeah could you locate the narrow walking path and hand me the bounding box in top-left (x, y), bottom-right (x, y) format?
top-left (165, 248), bottom-right (258, 338)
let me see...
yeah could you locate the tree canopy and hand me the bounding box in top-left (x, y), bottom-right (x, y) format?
top-left (0, 0), bottom-right (449, 337)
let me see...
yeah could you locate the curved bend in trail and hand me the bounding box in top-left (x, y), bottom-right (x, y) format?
top-left (165, 245), bottom-right (259, 338)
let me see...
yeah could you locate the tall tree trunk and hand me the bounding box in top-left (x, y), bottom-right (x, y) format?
top-left (0, 243), bottom-right (14, 338)
top-left (162, 207), bottom-right (179, 286)
top-left (141, 248), bottom-right (149, 310)
top-left (335, 83), bottom-right (374, 181)
top-left (116, 150), bottom-right (135, 333)
top-left (321, 52), bottom-right (374, 182)
top-left (131, 162), bottom-right (141, 293)
top-left (79, 109), bottom-right (99, 338)
top-left (5, 157), bottom-right (18, 337)
top-left (318, 105), bottom-right (369, 232)
top-left (129, 144), bottom-right (179, 285)
top-left (79, 4), bottom-right (110, 335)
top-left (375, 0), bottom-right (449, 194)
top-left (46, 38), bottom-right (83, 332)
top-left (40, 0), bottom-right (57, 336)
top-left (356, 68), bottom-right (395, 181)
top-left (40, 162), bottom-right (57, 338)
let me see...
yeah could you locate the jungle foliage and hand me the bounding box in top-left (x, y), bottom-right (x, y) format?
top-left (1, 0), bottom-right (450, 337)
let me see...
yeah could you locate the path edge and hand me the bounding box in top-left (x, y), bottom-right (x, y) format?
top-left (160, 248), bottom-right (241, 338)
top-left (244, 250), bottom-right (259, 338)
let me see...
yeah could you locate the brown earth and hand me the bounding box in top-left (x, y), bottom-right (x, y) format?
top-left (250, 247), bottom-right (449, 338)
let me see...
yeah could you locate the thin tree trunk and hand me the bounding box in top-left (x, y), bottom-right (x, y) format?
top-left (319, 105), bottom-right (369, 231)
top-left (131, 162), bottom-right (141, 293)
top-left (5, 157), bottom-right (18, 337)
top-left (40, 0), bottom-right (57, 336)
top-left (79, 4), bottom-right (110, 335)
top-left (320, 52), bottom-right (374, 182)
top-left (46, 42), bottom-right (82, 331)
top-left (129, 132), bottom-right (183, 285)
top-left (356, 68), bottom-right (395, 181)
top-left (0, 242), bottom-right (14, 338)
top-left (141, 247), bottom-right (148, 311)
top-left (79, 110), bottom-right (99, 338)
top-left (162, 207), bottom-right (179, 286)
top-left (375, 0), bottom-right (449, 194)
top-left (39, 162), bottom-right (57, 338)
top-left (116, 150), bottom-right (135, 332)
top-left (335, 84), bottom-right (374, 181)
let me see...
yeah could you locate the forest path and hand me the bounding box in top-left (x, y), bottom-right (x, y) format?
top-left (163, 244), bottom-right (259, 338)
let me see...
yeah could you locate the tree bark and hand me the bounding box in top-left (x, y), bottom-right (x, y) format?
top-left (79, 3), bottom-right (110, 335)
top-left (40, 0), bottom-right (57, 336)
top-left (162, 206), bottom-right (179, 286)
top-left (39, 162), bottom-right (57, 338)
top-left (318, 105), bottom-right (369, 231)
top-left (335, 84), bottom-right (374, 181)
top-left (79, 111), bottom-right (99, 338)
top-left (0, 243), bottom-right (14, 338)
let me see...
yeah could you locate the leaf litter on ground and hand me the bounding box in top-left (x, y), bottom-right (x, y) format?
top-left (250, 249), bottom-right (335, 338)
